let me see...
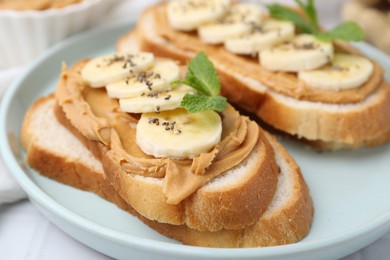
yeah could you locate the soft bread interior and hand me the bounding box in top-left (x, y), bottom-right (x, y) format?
top-left (21, 96), bottom-right (102, 173)
top-left (202, 145), bottom-right (261, 190)
top-left (265, 144), bottom-right (292, 215)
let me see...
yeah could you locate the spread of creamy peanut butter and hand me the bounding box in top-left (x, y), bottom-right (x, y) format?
top-left (150, 3), bottom-right (383, 104)
top-left (56, 60), bottom-right (261, 205)
top-left (0, 0), bottom-right (82, 10)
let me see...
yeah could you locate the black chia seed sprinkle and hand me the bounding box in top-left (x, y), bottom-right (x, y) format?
top-left (150, 119), bottom-right (182, 134)
top-left (146, 81), bottom-right (153, 90)
top-left (147, 92), bottom-right (160, 98)
top-left (148, 117), bottom-right (160, 125)
top-left (294, 42), bottom-right (316, 50)
top-left (137, 72), bottom-right (146, 83)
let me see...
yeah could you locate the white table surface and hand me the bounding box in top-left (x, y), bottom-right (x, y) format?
top-left (1, 0), bottom-right (390, 259)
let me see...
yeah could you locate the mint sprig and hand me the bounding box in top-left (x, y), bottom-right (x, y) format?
top-left (267, 3), bottom-right (317, 34)
top-left (181, 94), bottom-right (227, 113)
top-left (267, 0), bottom-right (364, 42)
top-left (315, 22), bottom-right (365, 42)
top-left (295, 0), bottom-right (319, 29)
top-left (173, 52), bottom-right (227, 113)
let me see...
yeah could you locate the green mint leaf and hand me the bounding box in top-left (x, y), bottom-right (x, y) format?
top-left (315, 21), bottom-right (365, 42)
top-left (172, 52), bottom-right (227, 113)
top-left (184, 51), bottom-right (221, 96)
top-left (266, 4), bottom-right (318, 34)
top-left (295, 0), bottom-right (319, 29)
top-left (170, 78), bottom-right (196, 87)
top-left (268, 1), bottom-right (364, 43)
top-left (170, 79), bottom-right (185, 86)
top-left (180, 94), bottom-right (227, 113)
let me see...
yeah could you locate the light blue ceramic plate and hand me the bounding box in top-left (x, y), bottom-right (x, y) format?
top-left (1, 20), bottom-right (390, 260)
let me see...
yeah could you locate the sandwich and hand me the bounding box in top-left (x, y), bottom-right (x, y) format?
top-left (117, 0), bottom-right (390, 149)
top-left (21, 51), bottom-right (314, 247)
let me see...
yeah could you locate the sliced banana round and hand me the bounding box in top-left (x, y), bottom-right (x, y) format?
top-left (167, 0), bottom-right (230, 31)
top-left (106, 60), bottom-right (180, 99)
top-left (198, 3), bottom-right (263, 44)
top-left (136, 108), bottom-right (222, 159)
top-left (81, 52), bottom-right (154, 88)
top-left (119, 84), bottom-right (196, 114)
top-left (298, 53), bottom-right (374, 91)
top-left (259, 34), bottom-right (334, 72)
top-left (224, 19), bottom-right (295, 55)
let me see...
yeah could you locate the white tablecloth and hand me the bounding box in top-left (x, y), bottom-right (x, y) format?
top-left (1, 0), bottom-right (390, 259)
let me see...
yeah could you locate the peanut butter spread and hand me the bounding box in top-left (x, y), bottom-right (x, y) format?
top-left (149, 3), bottom-right (383, 104)
top-left (56, 60), bottom-right (263, 205)
top-left (0, 0), bottom-right (82, 10)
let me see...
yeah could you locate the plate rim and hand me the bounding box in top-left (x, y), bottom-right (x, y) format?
top-left (1, 19), bottom-right (390, 259)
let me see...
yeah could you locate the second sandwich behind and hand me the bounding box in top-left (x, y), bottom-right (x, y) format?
top-left (118, 0), bottom-right (390, 150)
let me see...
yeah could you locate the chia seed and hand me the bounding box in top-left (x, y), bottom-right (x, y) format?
top-left (148, 117), bottom-right (159, 125)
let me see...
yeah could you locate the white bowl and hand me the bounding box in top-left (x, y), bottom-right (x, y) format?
top-left (0, 0), bottom-right (121, 69)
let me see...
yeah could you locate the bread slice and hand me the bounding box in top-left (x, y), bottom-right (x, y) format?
top-left (21, 95), bottom-right (314, 247)
top-left (117, 4), bottom-right (390, 149)
top-left (55, 60), bottom-right (282, 232)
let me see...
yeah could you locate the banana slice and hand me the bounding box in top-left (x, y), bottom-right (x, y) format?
top-left (106, 60), bottom-right (180, 99)
top-left (298, 53), bottom-right (374, 91)
top-left (198, 3), bottom-right (263, 44)
top-left (224, 19), bottom-right (295, 55)
top-left (119, 84), bottom-right (196, 114)
top-left (259, 34), bottom-right (334, 72)
top-left (167, 0), bottom-right (230, 31)
top-left (81, 52), bottom-right (154, 87)
top-left (136, 108), bottom-right (222, 159)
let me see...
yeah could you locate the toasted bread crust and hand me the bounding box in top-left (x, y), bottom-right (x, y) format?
top-left (22, 95), bottom-right (313, 247)
top-left (257, 80), bottom-right (390, 148)
top-left (239, 134), bottom-right (314, 247)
